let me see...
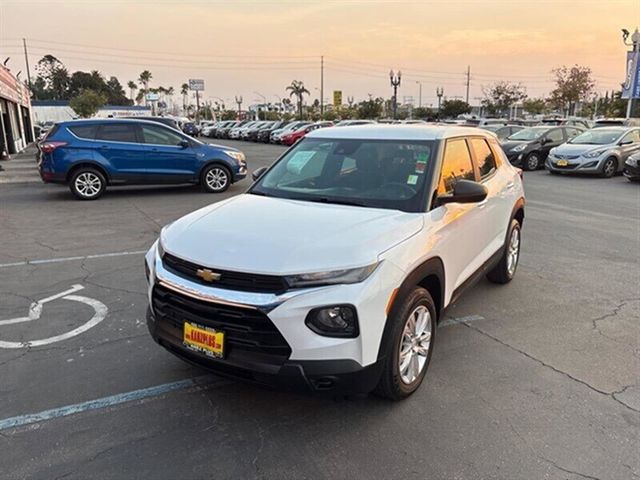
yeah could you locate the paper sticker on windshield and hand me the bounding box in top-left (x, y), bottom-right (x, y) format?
top-left (407, 174), bottom-right (418, 185)
top-left (415, 162), bottom-right (426, 173)
top-left (287, 151), bottom-right (315, 175)
top-left (416, 152), bottom-right (429, 164)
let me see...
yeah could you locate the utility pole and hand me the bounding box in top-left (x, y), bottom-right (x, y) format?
top-left (622, 28), bottom-right (640, 119)
top-left (415, 81), bottom-right (422, 108)
top-left (465, 65), bottom-right (471, 105)
top-left (22, 38), bottom-right (32, 92)
top-left (320, 56), bottom-right (324, 118)
top-left (235, 95), bottom-right (243, 120)
top-left (195, 90), bottom-right (200, 122)
top-left (436, 87), bottom-right (444, 119)
top-left (389, 70), bottom-right (401, 119)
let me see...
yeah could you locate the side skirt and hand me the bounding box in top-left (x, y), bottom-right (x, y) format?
top-left (449, 247), bottom-right (503, 306)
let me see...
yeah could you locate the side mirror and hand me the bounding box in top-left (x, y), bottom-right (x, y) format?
top-left (252, 166), bottom-right (268, 181)
top-left (437, 179), bottom-right (488, 205)
top-left (178, 139), bottom-right (190, 149)
top-left (619, 139), bottom-right (633, 146)
top-left (540, 137), bottom-right (550, 145)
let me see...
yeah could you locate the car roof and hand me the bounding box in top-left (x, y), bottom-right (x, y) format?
top-left (58, 118), bottom-right (177, 128)
top-left (307, 124), bottom-right (495, 141)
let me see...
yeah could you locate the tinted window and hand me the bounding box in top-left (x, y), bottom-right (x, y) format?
top-left (141, 125), bottom-right (185, 146)
top-left (68, 124), bottom-right (97, 139)
top-left (438, 138), bottom-right (475, 195)
top-left (547, 129), bottom-right (564, 143)
top-left (95, 124), bottom-right (138, 143)
top-left (621, 129), bottom-right (640, 143)
top-left (469, 138), bottom-right (497, 179)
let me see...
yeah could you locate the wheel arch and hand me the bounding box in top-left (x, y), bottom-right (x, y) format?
top-left (512, 197), bottom-right (525, 227)
top-left (65, 162), bottom-right (110, 184)
top-left (199, 159), bottom-right (233, 181)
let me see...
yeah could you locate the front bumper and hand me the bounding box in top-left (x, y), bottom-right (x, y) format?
top-left (546, 154), bottom-right (604, 174)
top-left (623, 162), bottom-right (640, 179)
top-left (144, 242), bottom-right (403, 395)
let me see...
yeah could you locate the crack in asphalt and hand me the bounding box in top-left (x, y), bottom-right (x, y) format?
top-left (590, 298), bottom-right (640, 343)
top-left (542, 456), bottom-right (602, 480)
top-left (126, 199), bottom-right (163, 234)
top-left (463, 322), bottom-right (640, 414)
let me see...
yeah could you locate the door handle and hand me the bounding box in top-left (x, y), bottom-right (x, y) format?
top-left (506, 181), bottom-right (515, 190)
top-left (477, 199), bottom-right (488, 209)
top-left (99, 145), bottom-right (110, 149)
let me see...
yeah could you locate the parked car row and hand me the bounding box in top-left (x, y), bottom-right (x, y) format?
top-left (496, 124), bottom-right (640, 179)
top-left (201, 119), bottom-right (338, 145)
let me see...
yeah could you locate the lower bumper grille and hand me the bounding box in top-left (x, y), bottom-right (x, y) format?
top-left (151, 284), bottom-right (291, 370)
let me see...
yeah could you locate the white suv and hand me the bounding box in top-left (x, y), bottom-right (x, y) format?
top-left (145, 125), bottom-right (525, 400)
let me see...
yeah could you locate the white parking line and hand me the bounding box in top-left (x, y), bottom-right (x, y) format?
top-left (0, 250), bottom-right (147, 268)
top-left (0, 375), bottom-right (227, 431)
top-left (0, 284), bottom-right (84, 326)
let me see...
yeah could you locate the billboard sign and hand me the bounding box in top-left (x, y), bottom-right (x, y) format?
top-left (333, 90), bottom-right (342, 107)
top-left (621, 51), bottom-right (640, 99)
top-left (145, 93), bottom-right (160, 102)
top-left (189, 79), bottom-right (205, 91)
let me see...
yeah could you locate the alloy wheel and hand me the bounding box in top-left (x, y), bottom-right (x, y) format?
top-left (603, 159), bottom-right (616, 178)
top-left (506, 226), bottom-right (520, 277)
top-left (527, 155), bottom-right (540, 170)
top-left (75, 172), bottom-right (102, 198)
top-left (398, 305), bottom-right (432, 385)
top-left (205, 167), bottom-right (228, 191)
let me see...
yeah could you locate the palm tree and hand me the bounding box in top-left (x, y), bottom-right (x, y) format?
top-left (286, 80), bottom-right (310, 120)
top-left (138, 70), bottom-right (153, 105)
top-left (181, 83), bottom-right (189, 113)
top-left (165, 86), bottom-right (175, 112)
top-left (127, 81), bottom-right (137, 102)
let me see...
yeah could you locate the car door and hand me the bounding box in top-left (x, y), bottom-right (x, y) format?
top-left (468, 136), bottom-right (512, 259)
top-left (428, 137), bottom-right (489, 293)
top-left (94, 123), bottom-right (148, 183)
top-left (540, 128), bottom-right (565, 158)
top-left (140, 123), bottom-right (200, 183)
top-left (618, 129), bottom-right (640, 167)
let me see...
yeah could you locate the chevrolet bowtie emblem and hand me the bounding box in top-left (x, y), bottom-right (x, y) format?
top-left (196, 268), bottom-right (221, 282)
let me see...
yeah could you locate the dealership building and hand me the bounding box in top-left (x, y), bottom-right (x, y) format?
top-left (0, 64), bottom-right (33, 156)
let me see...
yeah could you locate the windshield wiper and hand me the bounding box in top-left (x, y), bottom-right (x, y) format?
top-left (305, 197), bottom-right (367, 207)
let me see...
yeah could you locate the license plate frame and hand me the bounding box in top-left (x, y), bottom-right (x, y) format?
top-left (557, 159), bottom-right (569, 167)
top-left (183, 321), bottom-right (225, 359)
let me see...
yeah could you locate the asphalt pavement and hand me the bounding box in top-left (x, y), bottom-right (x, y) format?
top-left (0, 139), bottom-right (638, 480)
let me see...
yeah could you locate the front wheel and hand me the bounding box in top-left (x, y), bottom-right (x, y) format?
top-left (69, 168), bottom-right (106, 200)
top-left (487, 218), bottom-right (521, 284)
top-left (201, 164), bottom-right (231, 193)
top-left (523, 152), bottom-right (541, 171)
top-left (375, 287), bottom-right (436, 401)
top-left (600, 157), bottom-right (617, 178)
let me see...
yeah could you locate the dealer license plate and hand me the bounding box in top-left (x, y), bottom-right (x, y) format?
top-left (557, 159), bottom-right (569, 167)
top-left (183, 322), bottom-right (224, 358)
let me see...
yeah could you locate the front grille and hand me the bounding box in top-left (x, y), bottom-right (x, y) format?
top-left (152, 284), bottom-right (292, 367)
top-left (162, 252), bottom-right (288, 294)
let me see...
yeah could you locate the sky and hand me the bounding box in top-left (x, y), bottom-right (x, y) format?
top-left (0, 0), bottom-right (639, 108)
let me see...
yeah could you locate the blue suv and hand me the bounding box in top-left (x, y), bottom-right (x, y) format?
top-left (38, 119), bottom-right (247, 200)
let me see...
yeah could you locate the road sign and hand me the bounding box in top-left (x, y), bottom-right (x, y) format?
top-left (189, 79), bottom-right (205, 91)
top-left (145, 93), bottom-right (160, 102)
top-left (333, 90), bottom-right (342, 107)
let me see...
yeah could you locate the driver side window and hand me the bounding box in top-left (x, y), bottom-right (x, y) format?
top-left (438, 138), bottom-right (475, 195)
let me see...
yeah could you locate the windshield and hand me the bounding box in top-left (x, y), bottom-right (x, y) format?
top-left (251, 138), bottom-right (435, 213)
top-left (508, 127), bottom-right (548, 141)
top-left (569, 129), bottom-right (624, 145)
top-left (481, 125), bottom-right (500, 132)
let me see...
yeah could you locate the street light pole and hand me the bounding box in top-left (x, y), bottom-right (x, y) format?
top-left (389, 70), bottom-right (401, 119)
top-left (235, 95), bottom-right (243, 120)
top-left (622, 28), bottom-right (640, 119)
top-left (415, 81), bottom-right (422, 108)
top-left (254, 91), bottom-right (266, 120)
top-left (436, 87), bottom-right (444, 119)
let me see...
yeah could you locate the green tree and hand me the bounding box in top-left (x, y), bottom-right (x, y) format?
top-left (482, 81), bottom-right (527, 116)
top-left (34, 55), bottom-right (69, 100)
top-left (105, 76), bottom-right (130, 105)
top-left (549, 65), bottom-right (595, 116)
top-left (286, 80), bottom-right (310, 120)
top-left (522, 97), bottom-right (548, 115)
top-left (181, 83), bottom-right (189, 111)
top-left (69, 89), bottom-right (106, 118)
top-left (127, 81), bottom-right (137, 101)
top-left (413, 106), bottom-right (434, 119)
top-left (138, 70), bottom-right (153, 103)
top-left (357, 97), bottom-right (384, 119)
top-left (221, 110), bottom-right (237, 120)
top-left (441, 100), bottom-right (471, 118)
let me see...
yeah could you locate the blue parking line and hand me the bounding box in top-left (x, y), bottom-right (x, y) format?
top-left (0, 375), bottom-right (224, 431)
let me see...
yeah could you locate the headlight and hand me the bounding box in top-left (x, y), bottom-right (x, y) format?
top-left (583, 149), bottom-right (606, 159)
top-left (511, 144), bottom-right (527, 152)
top-left (549, 148), bottom-right (556, 155)
top-left (285, 263), bottom-right (379, 288)
top-left (225, 150), bottom-right (246, 163)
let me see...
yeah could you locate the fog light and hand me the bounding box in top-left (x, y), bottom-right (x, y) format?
top-left (305, 305), bottom-right (359, 338)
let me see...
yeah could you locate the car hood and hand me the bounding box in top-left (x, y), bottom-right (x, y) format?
top-left (201, 143), bottom-right (236, 153)
top-left (554, 143), bottom-right (613, 156)
top-left (161, 194), bottom-right (423, 275)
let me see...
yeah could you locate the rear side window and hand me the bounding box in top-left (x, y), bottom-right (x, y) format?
top-left (469, 138), bottom-right (497, 179)
top-left (95, 124), bottom-right (138, 143)
top-left (141, 125), bottom-right (185, 146)
top-left (565, 127), bottom-right (582, 139)
top-left (68, 124), bottom-right (97, 140)
top-left (43, 124), bottom-right (59, 140)
top-left (547, 129), bottom-right (564, 143)
top-left (438, 138), bottom-right (475, 195)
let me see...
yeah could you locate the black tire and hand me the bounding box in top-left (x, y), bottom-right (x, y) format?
top-left (201, 164), bottom-right (231, 193)
top-left (69, 167), bottom-right (106, 200)
top-left (522, 152), bottom-right (541, 171)
top-left (375, 287), bottom-right (437, 401)
top-left (487, 218), bottom-right (521, 284)
top-left (600, 157), bottom-right (617, 178)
